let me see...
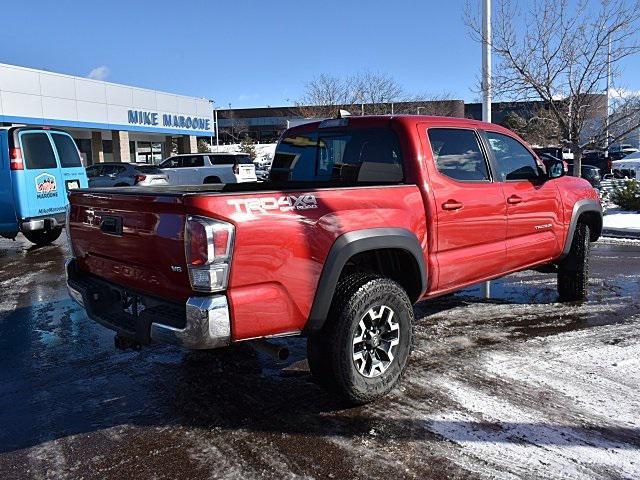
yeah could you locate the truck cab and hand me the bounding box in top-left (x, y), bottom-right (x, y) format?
top-left (0, 127), bottom-right (88, 245)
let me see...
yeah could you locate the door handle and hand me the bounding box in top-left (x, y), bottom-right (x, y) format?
top-left (442, 200), bottom-right (464, 210)
top-left (507, 195), bottom-right (523, 204)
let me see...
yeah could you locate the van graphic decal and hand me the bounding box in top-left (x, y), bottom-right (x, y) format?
top-left (35, 173), bottom-right (59, 199)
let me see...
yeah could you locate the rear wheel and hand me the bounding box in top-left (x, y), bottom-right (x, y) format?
top-left (307, 273), bottom-right (413, 405)
top-left (23, 227), bottom-right (62, 246)
top-left (557, 222), bottom-right (591, 301)
top-left (203, 176), bottom-right (222, 184)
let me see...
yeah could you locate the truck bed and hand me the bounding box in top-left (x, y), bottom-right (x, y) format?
top-left (78, 179), bottom-right (407, 197)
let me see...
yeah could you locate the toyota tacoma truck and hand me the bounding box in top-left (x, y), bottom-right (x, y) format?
top-left (66, 115), bottom-right (602, 405)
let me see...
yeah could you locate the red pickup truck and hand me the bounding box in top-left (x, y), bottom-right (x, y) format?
top-left (66, 115), bottom-right (602, 404)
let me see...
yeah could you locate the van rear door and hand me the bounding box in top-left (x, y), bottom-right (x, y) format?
top-left (18, 130), bottom-right (66, 220)
top-left (50, 132), bottom-right (89, 192)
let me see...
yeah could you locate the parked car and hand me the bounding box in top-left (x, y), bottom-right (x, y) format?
top-left (66, 115), bottom-right (602, 405)
top-left (579, 150), bottom-right (612, 174)
top-left (567, 163), bottom-right (601, 188)
top-left (533, 146), bottom-right (574, 161)
top-left (86, 162), bottom-right (168, 187)
top-left (609, 144), bottom-right (639, 161)
top-left (611, 157), bottom-right (640, 179)
top-left (255, 164), bottom-right (270, 181)
top-left (0, 126), bottom-right (88, 246)
top-left (159, 153), bottom-right (257, 185)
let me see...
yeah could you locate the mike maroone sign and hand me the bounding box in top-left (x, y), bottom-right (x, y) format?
top-left (127, 110), bottom-right (212, 132)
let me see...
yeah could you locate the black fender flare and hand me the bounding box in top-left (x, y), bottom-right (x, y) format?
top-left (559, 199), bottom-right (602, 259)
top-left (305, 227), bottom-right (427, 334)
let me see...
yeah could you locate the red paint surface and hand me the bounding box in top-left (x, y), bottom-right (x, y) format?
top-left (69, 116), bottom-right (598, 341)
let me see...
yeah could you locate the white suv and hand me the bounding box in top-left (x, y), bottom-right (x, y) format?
top-left (159, 153), bottom-right (257, 185)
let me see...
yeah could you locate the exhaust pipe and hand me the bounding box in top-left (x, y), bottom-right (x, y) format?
top-left (250, 339), bottom-right (290, 361)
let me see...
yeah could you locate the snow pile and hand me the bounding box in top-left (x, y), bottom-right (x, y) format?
top-left (210, 143), bottom-right (276, 165)
top-left (603, 208), bottom-right (640, 232)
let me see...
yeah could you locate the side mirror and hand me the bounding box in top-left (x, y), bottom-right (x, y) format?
top-left (544, 158), bottom-right (565, 180)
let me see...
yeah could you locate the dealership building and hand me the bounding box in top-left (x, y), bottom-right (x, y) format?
top-left (0, 63), bottom-right (215, 165)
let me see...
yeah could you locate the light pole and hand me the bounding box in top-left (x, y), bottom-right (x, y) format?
top-left (482, 0), bottom-right (492, 299)
top-left (604, 32), bottom-right (612, 158)
top-left (482, 0), bottom-right (492, 124)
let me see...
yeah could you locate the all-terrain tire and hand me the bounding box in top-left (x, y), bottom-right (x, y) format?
top-left (307, 273), bottom-right (414, 405)
top-left (22, 227), bottom-right (63, 246)
top-left (557, 222), bottom-right (591, 301)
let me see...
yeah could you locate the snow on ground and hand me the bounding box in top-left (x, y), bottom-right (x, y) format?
top-left (211, 143), bottom-right (276, 165)
top-left (603, 208), bottom-right (640, 232)
top-left (414, 321), bottom-right (640, 479)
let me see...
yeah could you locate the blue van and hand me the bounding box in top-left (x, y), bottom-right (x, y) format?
top-left (0, 127), bottom-right (88, 246)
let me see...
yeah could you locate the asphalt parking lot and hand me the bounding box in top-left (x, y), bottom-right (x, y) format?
top-left (0, 234), bottom-right (639, 479)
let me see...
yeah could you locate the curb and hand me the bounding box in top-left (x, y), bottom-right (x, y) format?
top-left (602, 228), bottom-right (640, 239)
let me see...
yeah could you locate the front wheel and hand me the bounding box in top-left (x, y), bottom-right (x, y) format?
top-left (23, 227), bottom-right (63, 246)
top-left (557, 222), bottom-right (591, 301)
top-left (307, 273), bottom-right (414, 405)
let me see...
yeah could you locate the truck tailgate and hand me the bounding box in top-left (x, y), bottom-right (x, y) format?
top-left (68, 190), bottom-right (192, 302)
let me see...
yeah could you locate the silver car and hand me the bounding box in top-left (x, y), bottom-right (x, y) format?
top-left (86, 163), bottom-right (168, 187)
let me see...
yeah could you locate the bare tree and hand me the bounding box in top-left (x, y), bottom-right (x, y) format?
top-left (466, 0), bottom-right (640, 175)
top-left (294, 71), bottom-right (456, 118)
top-left (295, 74), bottom-right (359, 118)
top-left (295, 71), bottom-right (405, 117)
top-left (351, 71), bottom-right (405, 115)
top-left (223, 111), bottom-right (250, 143)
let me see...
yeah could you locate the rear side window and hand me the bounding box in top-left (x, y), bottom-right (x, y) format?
top-left (486, 132), bottom-right (540, 181)
top-left (428, 128), bottom-right (490, 181)
top-left (272, 127), bottom-right (404, 184)
top-left (182, 156), bottom-right (205, 168)
top-left (210, 155), bottom-right (253, 165)
top-left (211, 155), bottom-right (236, 165)
top-left (21, 133), bottom-right (57, 170)
top-left (52, 134), bottom-right (82, 168)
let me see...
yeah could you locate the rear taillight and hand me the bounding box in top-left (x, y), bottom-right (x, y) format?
top-left (185, 216), bottom-right (234, 292)
top-left (233, 162), bottom-right (240, 174)
top-left (134, 174), bottom-right (146, 184)
top-left (10, 148), bottom-right (23, 170)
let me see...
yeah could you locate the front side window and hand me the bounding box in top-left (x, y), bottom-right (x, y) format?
top-left (51, 134), bottom-right (82, 168)
top-left (271, 127), bottom-right (404, 184)
top-left (21, 133), bottom-right (57, 170)
top-left (101, 165), bottom-right (116, 176)
top-left (486, 132), bottom-right (540, 181)
top-left (160, 157), bottom-right (181, 168)
top-left (85, 165), bottom-right (98, 178)
top-left (428, 128), bottom-right (490, 181)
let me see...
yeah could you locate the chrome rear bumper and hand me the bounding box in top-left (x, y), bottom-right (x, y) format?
top-left (150, 296), bottom-right (230, 349)
top-left (65, 258), bottom-right (231, 350)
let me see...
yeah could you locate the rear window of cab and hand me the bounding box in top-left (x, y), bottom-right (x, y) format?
top-left (272, 126), bottom-right (404, 184)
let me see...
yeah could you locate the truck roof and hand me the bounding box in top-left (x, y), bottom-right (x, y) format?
top-left (168, 152), bottom-right (249, 157)
top-left (284, 114), bottom-right (516, 137)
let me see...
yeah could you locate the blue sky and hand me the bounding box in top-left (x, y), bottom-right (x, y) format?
top-left (3, 0), bottom-right (639, 108)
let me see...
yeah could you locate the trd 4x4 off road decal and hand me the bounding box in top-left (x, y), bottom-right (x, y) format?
top-left (35, 173), bottom-right (58, 199)
top-left (228, 194), bottom-right (318, 215)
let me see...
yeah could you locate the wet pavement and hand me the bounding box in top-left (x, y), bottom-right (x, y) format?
top-left (0, 233), bottom-right (639, 479)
